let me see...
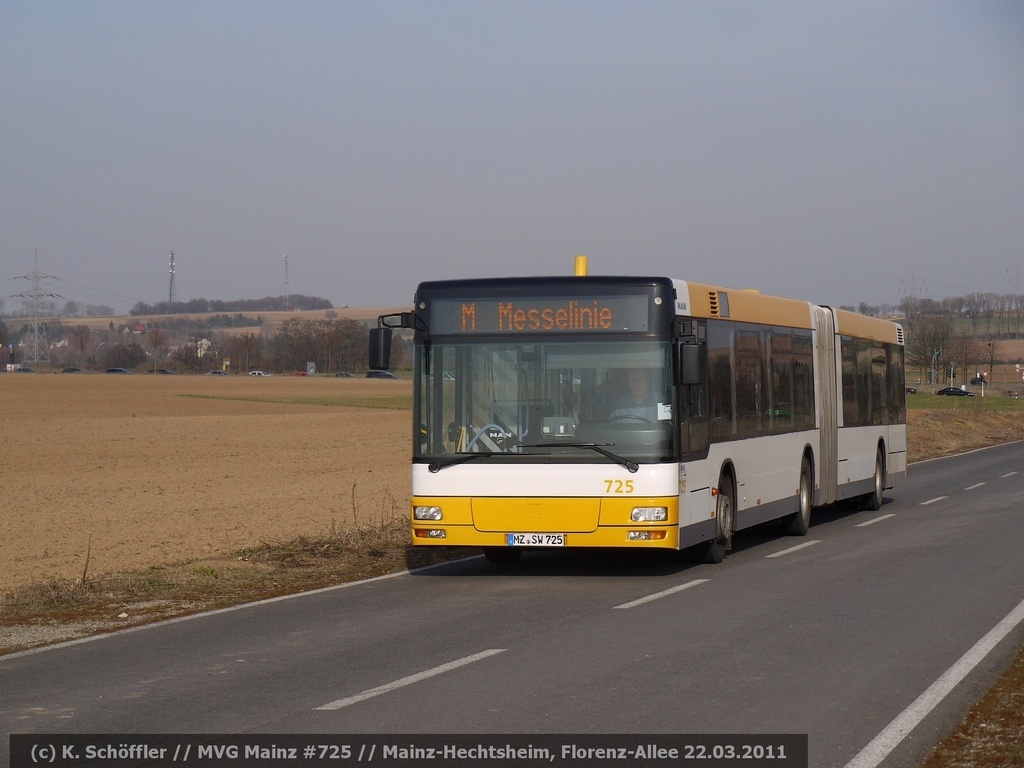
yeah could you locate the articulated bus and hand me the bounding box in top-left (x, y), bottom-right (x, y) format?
top-left (373, 259), bottom-right (906, 564)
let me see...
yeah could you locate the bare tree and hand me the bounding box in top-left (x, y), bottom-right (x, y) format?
top-left (269, 317), bottom-right (369, 374)
top-left (72, 325), bottom-right (91, 365)
top-left (225, 332), bottom-right (265, 373)
top-left (1010, 293), bottom-right (1024, 339)
top-left (104, 342), bottom-right (147, 370)
top-left (906, 314), bottom-right (953, 387)
top-left (945, 332), bottom-right (985, 385)
top-left (147, 326), bottom-right (168, 371)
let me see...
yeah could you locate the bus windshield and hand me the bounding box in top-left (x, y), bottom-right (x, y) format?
top-left (415, 339), bottom-right (676, 465)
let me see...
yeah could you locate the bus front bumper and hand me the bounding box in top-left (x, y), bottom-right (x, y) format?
top-left (410, 495), bottom-right (681, 550)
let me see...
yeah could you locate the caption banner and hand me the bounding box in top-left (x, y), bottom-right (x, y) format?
top-left (11, 734), bottom-right (807, 768)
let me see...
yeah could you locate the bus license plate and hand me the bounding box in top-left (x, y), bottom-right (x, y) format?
top-left (506, 533), bottom-right (565, 547)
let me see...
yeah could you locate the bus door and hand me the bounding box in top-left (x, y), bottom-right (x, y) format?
top-left (676, 320), bottom-right (709, 460)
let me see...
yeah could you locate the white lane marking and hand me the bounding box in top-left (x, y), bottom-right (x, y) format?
top-left (1000, 471), bottom-right (1018, 478)
top-left (613, 579), bottom-right (710, 609)
top-left (963, 482), bottom-right (986, 491)
top-left (315, 649), bottom-right (507, 711)
top-left (920, 496), bottom-right (948, 506)
top-left (844, 595), bottom-right (1024, 768)
top-left (765, 540), bottom-right (821, 558)
top-left (856, 514), bottom-right (896, 528)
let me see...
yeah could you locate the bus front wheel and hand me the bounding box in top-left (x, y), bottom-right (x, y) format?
top-left (702, 472), bottom-right (735, 564)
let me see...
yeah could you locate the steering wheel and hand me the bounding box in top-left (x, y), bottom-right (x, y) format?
top-left (608, 414), bottom-right (652, 423)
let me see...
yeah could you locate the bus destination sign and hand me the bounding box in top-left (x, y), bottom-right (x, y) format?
top-left (429, 296), bottom-right (651, 334)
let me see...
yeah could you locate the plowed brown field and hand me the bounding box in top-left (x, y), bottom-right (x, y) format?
top-left (1, 374), bottom-right (410, 589)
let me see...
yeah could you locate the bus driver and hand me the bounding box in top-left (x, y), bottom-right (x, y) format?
top-left (611, 369), bottom-right (660, 421)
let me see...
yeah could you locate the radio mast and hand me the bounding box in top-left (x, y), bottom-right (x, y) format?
top-left (283, 254), bottom-right (290, 309)
top-left (168, 251), bottom-right (177, 305)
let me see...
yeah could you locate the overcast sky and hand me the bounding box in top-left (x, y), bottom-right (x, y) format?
top-left (3, 2), bottom-right (1022, 314)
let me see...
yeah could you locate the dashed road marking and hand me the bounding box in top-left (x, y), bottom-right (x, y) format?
top-left (613, 579), bottom-right (710, 609)
top-left (315, 649), bottom-right (507, 710)
top-left (765, 540), bottom-right (821, 558)
top-left (856, 514), bottom-right (896, 528)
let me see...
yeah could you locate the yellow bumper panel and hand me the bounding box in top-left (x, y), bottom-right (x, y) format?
top-left (472, 497), bottom-right (600, 533)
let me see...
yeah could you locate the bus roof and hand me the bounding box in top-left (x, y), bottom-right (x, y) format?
top-left (832, 308), bottom-right (904, 345)
top-left (676, 280), bottom-right (814, 329)
top-left (416, 275), bottom-right (673, 296)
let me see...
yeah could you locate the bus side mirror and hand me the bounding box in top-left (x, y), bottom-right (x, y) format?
top-left (679, 343), bottom-right (703, 386)
top-left (369, 312), bottom-right (414, 370)
top-left (369, 327), bottom-right (393, 370)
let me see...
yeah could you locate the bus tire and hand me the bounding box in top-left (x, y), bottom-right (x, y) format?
top-left (783, 457), bottom-right (813, 536)
top-left (483, 547), bottom-right (522, 565)
top-left (702, 471), bottom-right (735, 564)
top-left (859, 449), bottom-right (885, 511)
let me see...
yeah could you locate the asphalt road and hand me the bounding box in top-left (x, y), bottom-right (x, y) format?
top-left (3, 442), bottom-right (1024, 768)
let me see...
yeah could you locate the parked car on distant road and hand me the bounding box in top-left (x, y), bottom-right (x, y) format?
top-left (206, 370), bottom-right (229, 376)
top-left (905, 386), bottom-right (917, 394)
top-left (62, 367), bottom-right (84, 373)
top-left (153, 368), bottom-right (175, 375)
top-left (366, 370), bottom-right (398, 379)
top-left (937, 387), bottom-right (974, 396)
top-left (14, 366), bottom-right (35, 373)
top-left (249, 370), bottom-right (270, 376)
top-left (105, 367), bottom-right (130, 374)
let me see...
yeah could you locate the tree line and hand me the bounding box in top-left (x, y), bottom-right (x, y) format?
top-left (129, 294), bottom-right (333, 316)
top-left (889, 292), bottom-right (1024, 386)
top-left (2, 315), bottom-right (410, 374)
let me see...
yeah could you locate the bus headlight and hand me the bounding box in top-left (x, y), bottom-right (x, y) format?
top-left (631, 507), bottom-right (668, 522)
top-left (414, 505), bottom-right (443, 521)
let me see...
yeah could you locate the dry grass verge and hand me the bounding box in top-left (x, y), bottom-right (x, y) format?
top-left (919, 651), bottom-right (1024, 768)
top-left (0, 519), bottom-right (466, 651)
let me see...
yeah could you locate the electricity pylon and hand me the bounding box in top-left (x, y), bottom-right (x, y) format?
top-left (13, 250), bottom-right (62, 364)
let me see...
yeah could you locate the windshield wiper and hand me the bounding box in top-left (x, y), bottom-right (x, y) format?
top-left (520, 442), bottom-right (639, 473)
top-left (427, 447), bottom-right (556, 472)
top-left (427, 451), bottom-right (496, 473)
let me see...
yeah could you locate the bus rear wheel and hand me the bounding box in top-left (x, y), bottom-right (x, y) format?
top-left (783, 458), bottom-right (813, 536)
top-left (858, 449), bottom-right (885, 511)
